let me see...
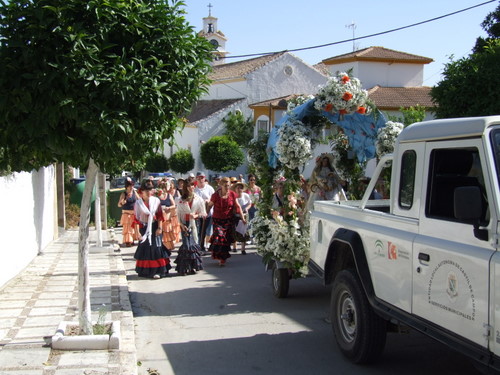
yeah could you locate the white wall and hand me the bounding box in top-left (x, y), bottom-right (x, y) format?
top-left (204, 80), bottom-right (248, 100)
top-left (0, 166), bottom-right (57, 289)
top-left (247, 54), bottom-right (327, 104)
top-left (326, 61), bottom-right (424, 88)
top-left (205, 53), bottom-right (328, 104)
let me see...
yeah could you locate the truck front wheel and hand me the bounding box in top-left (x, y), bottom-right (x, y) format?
top-left (331, 269), bottom-right (386, 363)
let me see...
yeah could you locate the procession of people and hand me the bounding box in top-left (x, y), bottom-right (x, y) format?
top-left (121, 155), bottom-right (359, 279)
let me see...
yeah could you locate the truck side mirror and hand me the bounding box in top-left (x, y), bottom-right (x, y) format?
top-left (454, 186), bottom-right (488, 241)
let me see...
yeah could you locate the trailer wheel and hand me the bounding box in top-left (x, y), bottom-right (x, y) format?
top-left (330, 269), bottom-right (386, 364)
top-left (272, 264), bottom-right (290, 298)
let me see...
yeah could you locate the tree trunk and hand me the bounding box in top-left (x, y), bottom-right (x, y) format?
top-left (94, 174), bottom-right (103, 247)
top-left (78, 158), bottom-right (98, 335)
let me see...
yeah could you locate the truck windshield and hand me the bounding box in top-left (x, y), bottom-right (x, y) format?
top-left (490, 129), bottom-right (500, 188)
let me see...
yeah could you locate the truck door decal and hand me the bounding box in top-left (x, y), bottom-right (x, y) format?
top-left (427, 259), bottom-right (476, 321)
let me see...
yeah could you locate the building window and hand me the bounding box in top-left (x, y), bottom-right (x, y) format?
top-left (257, 120), bottom-right (269, 133)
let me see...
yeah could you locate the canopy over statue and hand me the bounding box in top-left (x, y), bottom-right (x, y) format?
top-left (267, 98), bottom-right (387, 169)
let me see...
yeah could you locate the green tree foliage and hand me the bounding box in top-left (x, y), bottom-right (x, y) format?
top-left (0, 0), bottom-right (212, 334)
top-left (169, 149), bottom-right (194, 174)
top-left (0, 0), bottom-right (213, 172)
top-left (473, 4), bottom-right (500, 53)
top-left (431, 5), bottom-right (500, 118)
top-left (145, 153), bottom-right (169, 172)
top-left (222, 111), bottom-right (254, 149)
top-left (387, 105), bottom-right (426, 126)
top-left (200, 136), bottom-right (244, 172)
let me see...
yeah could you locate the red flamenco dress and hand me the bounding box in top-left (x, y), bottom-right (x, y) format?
top-left (209, 190), bottom-right (238, 264)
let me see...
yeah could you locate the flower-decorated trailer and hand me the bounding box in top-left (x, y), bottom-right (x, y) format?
top-left (248, 72), bottom-right (392, 298)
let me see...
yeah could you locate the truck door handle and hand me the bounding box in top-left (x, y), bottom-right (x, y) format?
top-left (418, 252), bottom-right (430, 262)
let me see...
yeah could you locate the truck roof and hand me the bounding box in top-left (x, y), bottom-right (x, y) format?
top-left (398, 115), bottom-right (500, 143)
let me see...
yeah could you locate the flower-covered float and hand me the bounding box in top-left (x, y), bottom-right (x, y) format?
top-left (248, 71), bottom-right (393, 297)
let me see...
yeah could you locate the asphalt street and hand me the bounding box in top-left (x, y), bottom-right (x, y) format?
top-left (121, 244), bottom-right (481, 375)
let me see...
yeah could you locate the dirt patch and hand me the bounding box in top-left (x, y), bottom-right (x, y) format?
top-left (64, 323), bottom-right (112, 336)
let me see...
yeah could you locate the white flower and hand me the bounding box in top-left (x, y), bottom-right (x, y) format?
top-left (376, 121), bottom-right (404, 157)
top-left (287, 94), bottom-right (315, 113)
top-left (314, 72), bottom-right (369, 115)
top-left (276, 117), bottom-right (312, 170)
top-left (252, 214), bottom-right (311, 278)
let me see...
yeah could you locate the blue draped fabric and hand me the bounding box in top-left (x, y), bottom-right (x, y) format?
top-left (267, 98), bottom-right (386, 168)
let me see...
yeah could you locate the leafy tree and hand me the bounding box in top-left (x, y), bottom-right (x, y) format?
top-left (387, 105), bottom-right (426, 126)
top-left (222, 111), bottom-right (254, 149)
top-left (169, 148), bottom-right (194, 174)
top-left (145, 153), bottom-right (169, 172)
top-left (431, 5), bottom-right (500, 118)
top-left (200, 136), bottom-right (244, 172)
top-left (0, 0), bottom-right (212, 333)
top-left (473, 4), bottom-right (500, 53)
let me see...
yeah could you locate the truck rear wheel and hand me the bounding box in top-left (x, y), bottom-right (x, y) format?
top-left (330, 269), bottom-right (386, 363)
top-left (272, 263), bottom-right (290, 298)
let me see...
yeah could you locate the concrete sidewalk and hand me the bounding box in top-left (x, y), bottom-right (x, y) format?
top-left (0, 228), bottom-right (137, 375)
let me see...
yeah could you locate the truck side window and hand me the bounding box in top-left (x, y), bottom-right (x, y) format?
top-left (426, 148), bottom-right (488, 223)
top-left (399, 150), bottom-right (416, 209)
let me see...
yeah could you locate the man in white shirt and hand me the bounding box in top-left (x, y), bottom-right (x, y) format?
top-left (194, 172), bottom-right (215, 251)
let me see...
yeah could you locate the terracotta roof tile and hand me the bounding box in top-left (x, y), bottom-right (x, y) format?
top-left (312, 62), bottom-right (330, 76)
top-left (186, 99), bottom-right (245, 124)
top-left (322, 46), bottom-right (433, 65)
top-left (209, 52), bottom-right (286, 81)
top-left (368, 86), bottom-right (435, 109)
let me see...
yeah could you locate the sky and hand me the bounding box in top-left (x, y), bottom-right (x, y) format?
top-left (180, 0), bottom-right (499, 87)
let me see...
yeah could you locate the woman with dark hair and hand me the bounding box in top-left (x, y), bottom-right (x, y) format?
top-left (244, 173), bottom-right (261, 241)
top-left (167, 180), bottom-right (181, 243)
top-left (133, 179), bottom-right (171, 279)
top-left (175, 179), bottom-right (206, 275)
top-left (157, 178), bottom-right (177, 251)
top-left (207, 177), bottom-right (246, 266)
top-left (118, 177), bottom-right (139, 247)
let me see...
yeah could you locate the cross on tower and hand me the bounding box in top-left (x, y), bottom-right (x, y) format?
top-left (208, 3), bottom-right (213, 17)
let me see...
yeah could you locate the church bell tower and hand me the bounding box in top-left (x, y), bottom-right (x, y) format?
top-left (198, 3), bottom-right (228, 65)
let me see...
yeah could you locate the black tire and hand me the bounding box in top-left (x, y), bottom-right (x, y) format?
top-left (272, 264), bottom-right (290, 298)
top-left (330, 269), bottom-right (387, 364)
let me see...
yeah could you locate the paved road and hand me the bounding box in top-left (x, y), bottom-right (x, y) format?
top-left (121, 244), bottom-right (481, 375)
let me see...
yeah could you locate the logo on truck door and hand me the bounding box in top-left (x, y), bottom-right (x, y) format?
top-left (447, 272), bottom-right (458, 300)
top-left (388, 242), bottom-right (398, 260)
top-left (428, 260), bottom-right (475, 321)
top-left (374, 240), bottom-right (385, 258)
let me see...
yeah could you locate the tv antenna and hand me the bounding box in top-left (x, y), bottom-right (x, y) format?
top-left (345, 21), bottom-right (357, 51)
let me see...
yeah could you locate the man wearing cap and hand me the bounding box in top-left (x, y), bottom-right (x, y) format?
top-left (212, 175), bottom-right (221, 190)
top-left (194, 171), bottom-right (214, 252)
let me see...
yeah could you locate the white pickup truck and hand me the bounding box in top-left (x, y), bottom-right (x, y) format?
top-left (289, 116), bottom-right (500, 370)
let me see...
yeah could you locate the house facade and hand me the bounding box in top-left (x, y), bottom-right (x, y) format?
top-left (167, 50), bottom-right (329, 176)
top-left (317, 46), bottom-right (435, 120)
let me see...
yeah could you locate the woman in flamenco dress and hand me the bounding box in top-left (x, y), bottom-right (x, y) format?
top-left (133, 179), bottom-right (171, 279)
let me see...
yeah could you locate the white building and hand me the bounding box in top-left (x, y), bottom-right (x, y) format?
top-left (0, 166), bottom-right (58, 288)
top-left (316, 46), bottom-right (435, 120)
